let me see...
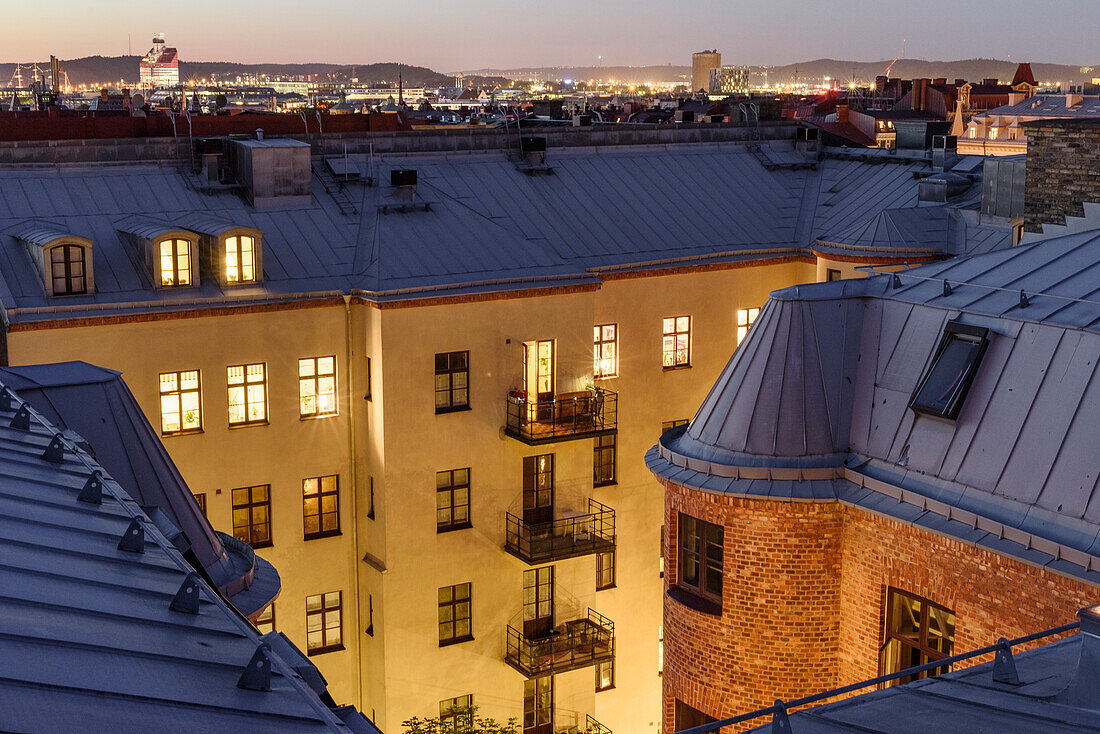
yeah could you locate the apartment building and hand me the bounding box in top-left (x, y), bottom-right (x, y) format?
top-left (0, 128), bottom-right (1005, 732)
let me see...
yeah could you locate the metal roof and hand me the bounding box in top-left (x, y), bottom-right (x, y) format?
top-left (0, 141), bottom-right (1008, 321)
top-left (651, 230), bottom-right (1100, 584)
top-left (0, 364), bottom-right (378, 733)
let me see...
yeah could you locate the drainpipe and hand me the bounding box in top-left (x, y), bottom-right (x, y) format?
top-left (342, 293), bottom-right (364, 709)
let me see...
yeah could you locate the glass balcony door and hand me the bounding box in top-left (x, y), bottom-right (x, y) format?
top-left (523, 566), bottom-right (554, 640)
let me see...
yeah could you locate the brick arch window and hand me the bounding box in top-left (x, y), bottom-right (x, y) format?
top-left (48, 244), bottom-right (89, 295)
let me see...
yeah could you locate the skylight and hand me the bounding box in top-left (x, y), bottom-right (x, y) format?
top-left (909, 321), bottom-right (990, 420)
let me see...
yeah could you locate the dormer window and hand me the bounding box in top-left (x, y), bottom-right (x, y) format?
top-left (50, 245), bottom-right (88, 295)
top-left (909, 321), bottom-right (989, 420)
top-left (159, 239), bottom-right (193, 287)
top-left (225, 235), bottom-right (256, 284)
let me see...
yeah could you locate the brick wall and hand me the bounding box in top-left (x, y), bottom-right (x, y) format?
top-left (1023, 119), bottom-right (1100, 232)
top-left (661, 478), bottom-right (1096, 732)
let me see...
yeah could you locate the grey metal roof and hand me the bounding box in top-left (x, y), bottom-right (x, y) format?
top-left (741, 627), bottom-right (1100, 733)
top-left (978, 93), bottom-right (1100, 119)
top-left (0, 141), bottom-right (1007, 321)
top-left (651, 230), bottom-right (1100, 584)
top-left (0, 364), bottom-right (378, 733)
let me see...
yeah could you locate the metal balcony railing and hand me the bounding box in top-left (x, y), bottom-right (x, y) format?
top-left (505, 499), bottom-right (615, 564)
top-left (505, 386), bottom-right (617, 445)
top-left (585, 715), bottom-right (612, 734)
top-left (505, 609), bottom-right (615, 678)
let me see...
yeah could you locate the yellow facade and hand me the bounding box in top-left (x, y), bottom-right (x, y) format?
top-left (8, 257), bottom-right (815, 733)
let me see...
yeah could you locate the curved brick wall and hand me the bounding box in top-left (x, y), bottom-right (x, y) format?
top-left (660, 477), bottom-right (1097, 731)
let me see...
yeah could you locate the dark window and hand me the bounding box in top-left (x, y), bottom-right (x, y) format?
top-left (662, 419), bottom-right (689, 433)
top-left (367, 476), bottom-right (375, 520)
top-left (193, 492), bottom-right (206, 517)
top-left (232, 484), bottom-right (272, 548)
top-left (439, 582), bottom-right (473, 646)
top-left (910, 321), bottom-right (989, 420)
top-left (365, 357), bottom-right (373, 401)
top-left (255, 603), bottom-right (275, 634)
top-left (50, 244), bottom-right (87, 295)
top-left (678, 513), bottom-right (722, 600)
top-left (880, 588), bottom-right (955, 686)
top-left (596, 551), bottom-right (615, 590)
top-left (437, 468), bottom-right (471, 532)
top-left (306, 591), bottom-right (343, 655)
top-left (593, 434), bottom-right (616, 487)
top-left (522, 454), bottom-right (554, 526)
top-left (826, 268), bottom-right (842, 282)
top-left (662, 316), bottom-right (691, 368)
top-left (523, 675), bottom-right (553, 734)
top-left (439, 694), bottom-right (474, 732)
top-left (303, 475), bottom-right (340, 539)
top-left (675, 700), bottom-right (717, 731)
top-left (435, 351), bottom-right (469, 413)
top-left (366, 594), bottom-right (374, 637)
top-left (595, 659), bottom-right (614, 691)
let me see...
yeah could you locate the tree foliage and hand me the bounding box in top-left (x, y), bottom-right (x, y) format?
top-left (401, 706), bottom-right (518, 734)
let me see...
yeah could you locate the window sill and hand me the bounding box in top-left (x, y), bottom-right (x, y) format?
top-left (667, 585), bottom-right (721, 616)
top-left (300, 412), bottom-right (339, 421)
top-left (247, 540), bottom-right (274, 550)
top-left (593, 480), bottom-right (617, 489)
top-left (307, 644), bottom-right (345, 657)
top-left (439, 635), bottom-right (474, 648)
top-left (596, 685), bottom-right (615, 693)
top-left (161, 428), bottom-right (204, 438)
top-left (435, 405), bottom-right (472, 415)
top-left (438, 522), bottom-right (473, 534)
top-left (662, 364), bottom-right (692, 371)
top-left (594, 374), bottom-right (618, 381)
top-left (596, 584), bottom-right (616, 592)
top-left (228, 420), bottom-right (270, 430)
top-left (304, 530), bottom-right (342, 541)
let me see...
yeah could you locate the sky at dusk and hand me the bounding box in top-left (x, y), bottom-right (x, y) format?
top-left (1, 0), bottom-right (1098, 70)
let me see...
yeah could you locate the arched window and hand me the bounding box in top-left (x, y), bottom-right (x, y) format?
top-left (225, 235), bottom-right (256, 283)
top-left (159, 238), bottom-right (192, 286)
top-left (50, 245), bottom-right (87, 295)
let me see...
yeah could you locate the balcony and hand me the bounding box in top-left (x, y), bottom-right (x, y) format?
top-left (505, 499), bottom-right (615, 565)
top-left (585, 716), bottom-right (612, 734)
top-left (505, 387), bottom-right (617, 445)
top-left (505, 609), bottom-right (615, 678)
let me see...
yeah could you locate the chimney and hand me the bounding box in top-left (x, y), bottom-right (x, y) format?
top-left (1063, 605), bottom-right (1100, 709)
top-left (982, 78), bottom-right (999, 86)
top-left (520, 136), bottom-right (547, 166)
top-left (932, 78), bottom-right (947, 86)
top-left (1008, 92), bottom-right (1025, 105)
top-left (1066, 93), bottom-right (1084, 108)
top-left (919, 78), bottom-right (930, 111)
top-left (100, 88), bottom-right (108, 102)
top-left (955, 78), bottom-right (966, 86)
top-left (835, 104), bottom-right (849, 123)
top-left (390, 169), bottom-right (417, 201)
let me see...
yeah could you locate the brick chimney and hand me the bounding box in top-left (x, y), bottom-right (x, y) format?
top-left (835, 104), bottom-right (849, 123)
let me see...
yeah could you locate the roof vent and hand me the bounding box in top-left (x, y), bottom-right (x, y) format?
top-left (517, 136), bottom-right (554, 175)
top-left (380, 169), bottom-right (432, 214)
top-left (390, 169), bottom-right (417, 188)
top-left (229, 138), bottom-right (312, 208)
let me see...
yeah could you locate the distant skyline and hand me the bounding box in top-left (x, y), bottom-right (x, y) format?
top-left (1, 0), bottom-right (1098, 71)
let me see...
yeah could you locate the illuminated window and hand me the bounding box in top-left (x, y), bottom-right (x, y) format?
top-left (438, 582), bottom-right (473, 645)
top-left (736, 307), bottom-right (759, 346)
top-left (593, 323), bottom-right (618, 378)
top-left (159, 239), bottom-right (192, 287)
top-left (306, 591), bottom-right (344, 655)
top-left (435, 351), bottom-right (469, 413)
top-left (439, 695), bottom-right (474, 732)
top-left (232, 484), bottom-right (272, 548)
top-left (968, 127), bottom-right (976, 138)
top-left (303, 475), bottom-right (340, 539)
top-left (593, 434), bottom-right (616, 487)
top-left (657, 625), bottom-right (664, 675)
top-left (596, 660), bottom-right (614, 691)
top-left (299, 356), bottom-right (337, 417)
top-left (437, 468), bottom-right (471, 532)
top-left (880, 588), bottom-right (955, 685)
top-left (990, 126), bottom-right (999, 140)
top-left (227, 363), bottom-right (267, 426)
top-left (596, 551), bottom-right (615, 590)
top-left (49, 245), bottom-right (87, 295)
top-left (225, 235), bottom-right (256, 283)
top-left (662, 316), bottom-right (691, 368)
top-left (159, 370), bottom-right (202, 434)
top-left (678, 513), bottom-right (723, 600)
top-left (909, 322), bottom-right (989, 420)
top-left (193, 492), bottom-right (206, 517)
top-left (255, 603), bottom-right (275, 634)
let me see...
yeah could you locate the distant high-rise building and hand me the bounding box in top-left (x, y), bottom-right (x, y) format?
top-left (139, 33), bottom-right (179, 90)
top-left (710, 65), bottom-right (750, 95)
top-left (692, 50), bottom-right (721, 93)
